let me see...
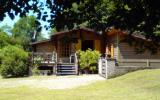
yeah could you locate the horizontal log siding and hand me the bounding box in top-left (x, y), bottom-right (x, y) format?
top-left (36, 42), bottom-right (55, 52)
top-left (119, 43), bottom-right (160, 59)
top-left (118, 43), bottom-right (160, 67)
top-left (114, 42), bottom-right (119, 59)
top-left (118, 59), bottom-right (160, 67)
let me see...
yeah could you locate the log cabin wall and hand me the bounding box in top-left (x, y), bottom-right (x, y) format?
top-left (106, 34), bottom-right (119, 59)
top-left (33, 29), bottom-right (103, 58)
top-left (118, 42), bottom-right (160, 59)
top-left (106, 29), bottom-right (160, 60)
top-left (35, 41), bottom-right (55, 52)
top-left (118, 41), bottom-right (160, 67)
top-left (106, 30), bottom-right (160, 67)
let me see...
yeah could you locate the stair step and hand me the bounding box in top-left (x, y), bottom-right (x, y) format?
top-left (57, 65), bottom-right (75, 67)
top-left (57, 65), bottom-right (75, 68)
top-left (57, 66), bottom-right (75, 69)
top-left (57, 69), bottom-right (76, 72)
top-left (57, 66), bottom-right (75, 68)
top-left (57, 67), bottom-right (75, 70)
top-left (57, 72), bottom-right (76, 75)
top-left (56, 63), bottom-right (77, 75)
top-left (57, 63), bottom-right (75, 64)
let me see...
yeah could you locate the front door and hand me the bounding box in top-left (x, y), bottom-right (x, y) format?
top-left (58, 42), bottom-right (71, 63)
top-left (82, 40), bottom-right (94, 51)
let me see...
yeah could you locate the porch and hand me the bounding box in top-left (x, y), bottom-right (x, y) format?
top-left (30, 52), bottom-right (78, 75)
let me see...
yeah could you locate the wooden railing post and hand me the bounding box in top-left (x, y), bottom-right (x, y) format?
top-left (54, 52), bottom-right (58, 75)
top-left (74, 53), bottom-right (78, 75)
top-left (146, 59), bottom-right (150, 67)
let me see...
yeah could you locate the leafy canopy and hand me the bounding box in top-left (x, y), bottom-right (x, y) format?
top-left (12, 16), bottom-right (44, 51)
top-left (1, 0), bottom-right (160, 41)
top-left (0, 31), bottom-right (20, 49)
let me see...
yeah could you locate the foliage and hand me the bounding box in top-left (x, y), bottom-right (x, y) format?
top-left (0, 31), bottom-right (20, 49)
top-left (1, 0), bottom-right (160, 43)
top-left (48, 27), bottom-right (58, 36)
top-left (0, 25), bottom-right (12, 34)
top-left (32, 57), bottom-right (42, 75)
top-left (0, 45), bottom-right (28, 78)
top-left (12, 16), bottom-right (44, 51)
top-left (106, 0), bottom-right (160, 41)
top-left (32, 67), bottom-right (40, 76)
top-left (0, 32), bottom-right (10, 49)
top-left (78, 49), bottom-right (100, 73)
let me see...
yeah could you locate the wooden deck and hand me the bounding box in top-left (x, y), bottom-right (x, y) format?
top-left (30, 52), bottom-right (78, 75)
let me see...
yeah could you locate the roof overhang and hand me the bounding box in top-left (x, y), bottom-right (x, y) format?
top-left (30, 39), bottom-right (51, 45)
top-left (51, 27), bottom-right (100, 37)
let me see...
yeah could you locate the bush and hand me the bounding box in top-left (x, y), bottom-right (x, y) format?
top-left (78, 49), bottom-right (100, 74)
top-left (0, 32), bottom-right (10, 49)
top-left (0, 45), bottom-right (28, 78)
top-left (32, 56), bottom-right (42, 75)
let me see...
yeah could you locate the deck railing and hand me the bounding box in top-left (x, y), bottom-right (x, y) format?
top-left (32, 52), bottom-right (57, 65)
top-left (31, 52), bottom-right (79, 64)
top-left (31, 52), bottom-right (79, 75)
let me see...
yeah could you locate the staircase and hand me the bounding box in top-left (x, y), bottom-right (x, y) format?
top-left (56, 63), bottom-right (77, 75)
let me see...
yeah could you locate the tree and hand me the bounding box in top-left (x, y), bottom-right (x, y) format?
top-left (107, 0), bottom-right (160, 41)
top-left (49, 0), bottom-right (160, 41)
top-left (0, 0), bottom-right (40, 21)
top-left (1, 0), bottom-right (160, 42)
top-left (0, 25), bottom-right (12, 34)
top-left (0, 31), bottom-right (20, 49)
top-left (0, 32), bottom-right (10, 49)
top-left (12, 16), bottom-right (44, 51)
top-left (50, 0), bottom-right (160, 39)
top-left (48, 27), bottom-right (58, 37)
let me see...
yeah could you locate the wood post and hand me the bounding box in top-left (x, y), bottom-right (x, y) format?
top-left (146, 59), bottom-right (150, 67)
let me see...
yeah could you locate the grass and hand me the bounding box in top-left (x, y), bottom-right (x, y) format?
top-left (0, 75), bottom-right (56, 82)
top-left (0, 69), bottom-right (160, 100)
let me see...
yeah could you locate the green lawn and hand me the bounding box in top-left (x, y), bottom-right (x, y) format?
top-left (1, 69), bottom-right (160, 100)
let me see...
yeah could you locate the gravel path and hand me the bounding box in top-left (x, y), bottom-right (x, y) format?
top-left (0, 75), bottom-right (105, 89)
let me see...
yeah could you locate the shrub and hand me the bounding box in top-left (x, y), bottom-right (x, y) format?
top-left (0, 45), bottom-right (28, 78)
top-left (78, 49), bottom-right (100, 74)
top-left (32, 56), bottom-right (42, 75)
top-left (0, 32), bottom-right (10, 49)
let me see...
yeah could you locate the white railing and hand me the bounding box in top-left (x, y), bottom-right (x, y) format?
top-left (69, 53), bottom-right (78, 74)
top-left (32, 52), bottom-right (57, 64)
top-left (69, 53), bottom-right (78, 63)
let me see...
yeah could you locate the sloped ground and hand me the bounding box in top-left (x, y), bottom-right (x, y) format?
top-left (0, 69), bottom-right (160, 100)
top-left (0, 75), bottom-right (105, 89)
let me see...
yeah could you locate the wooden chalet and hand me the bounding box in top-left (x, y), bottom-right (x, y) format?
top-left (31, 28), bottom-right (103, 75)
top-left (31, 27), bottom-right (160, 75)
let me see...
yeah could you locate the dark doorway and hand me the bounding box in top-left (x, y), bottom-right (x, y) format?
top-left (82, 40), bottom-right (94, 51)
